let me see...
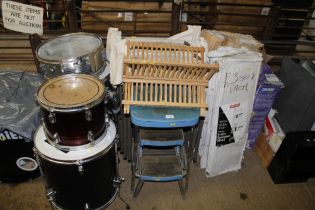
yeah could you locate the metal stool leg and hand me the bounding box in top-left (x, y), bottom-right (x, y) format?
top-left (133, 180), bottom-right (144, 197)
top-left (193, 118), bottom-right (204, 162)
top-left (184, 128), bottom-right (193, 192)
top-left (178, 179), bottom-right (186, 199)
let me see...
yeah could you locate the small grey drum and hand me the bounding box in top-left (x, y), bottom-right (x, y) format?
top-left (36, 33), bottom-right (105, 79)
top-left (34, 120), bottom-right (118, 210)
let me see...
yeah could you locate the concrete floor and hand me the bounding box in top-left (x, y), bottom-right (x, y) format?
top-left (0, 64), bottom-right (315, 210)
top-left (0, 150), bottom-right (314, 210)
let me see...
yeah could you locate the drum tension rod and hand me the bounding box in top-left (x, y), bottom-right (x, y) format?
top-left (88, 131), bottom-right (94, 142)
top-left (53, 133), bottom-right (61, 144)
top-left (77, 160), bottom-right (84, 176)
top-left (48, 112), bottom-right (56, 124)
top-left (85, 109), bottom-right (92, 121)
top-left (105, 113), bottom-right (110, 127)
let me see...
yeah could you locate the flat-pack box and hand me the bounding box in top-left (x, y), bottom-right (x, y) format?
top-left (247, 64), bottom-right (283, 149)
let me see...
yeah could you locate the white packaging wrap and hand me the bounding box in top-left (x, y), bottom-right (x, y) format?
top-left (199, 47), bottom-right (262, 177)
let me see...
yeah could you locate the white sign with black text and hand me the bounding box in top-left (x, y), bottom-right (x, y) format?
top-left (2, 0), bottom-right (43, 35)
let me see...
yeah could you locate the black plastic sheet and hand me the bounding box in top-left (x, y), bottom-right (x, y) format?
top-left (0, 70), bottom-right (43, 140)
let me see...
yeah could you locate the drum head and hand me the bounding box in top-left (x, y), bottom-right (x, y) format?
top-left (34, 121), bottom-right (116, 162)
top-left (37, 33), bottom-right (102, 62)
top-left (37, 74), bottom-right (105, 110)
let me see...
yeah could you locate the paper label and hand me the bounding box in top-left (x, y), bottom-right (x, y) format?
top-left (165, 115), bottom-right (174, 119)
top-left (261, 7), bottom-right (270, 16)
top-left (265, 74), bottom-right (280, 83)
top-left (124, 12), bottom-right (133, 21)
top-left (181, 13), bottom-right (187, 22)
top-left (2, 1), bottom-right (44, 35)
top-left (216, 107), bottom-right (235, 146)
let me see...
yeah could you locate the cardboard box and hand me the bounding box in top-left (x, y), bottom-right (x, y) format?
top-left (247, 65), bottom-right (283, 149)
top-left (264, 110), bottom-right (285, 152)
top-left (254, 133), bottom-right (274, 168)
top-left (201, 29), bottom-right (263, 52)
top-left (254, 110), bottom-right (285, 168)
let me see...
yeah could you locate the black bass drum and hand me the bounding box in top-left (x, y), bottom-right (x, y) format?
top-left (34, 121), bottom-right (118, 210)
top-left (0, 129), bottom-right (40, 183)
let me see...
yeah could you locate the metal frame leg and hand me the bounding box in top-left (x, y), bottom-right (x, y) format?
top-left (28, 34), bottom-right (42, 73)
top-left (193, 118), bottom-right (204, 163)
top-left (184, 128), bottom-right (193, 192)
top-left (133, 180), bottom-right (144, 197)
top-left (127, 116), bottom-right (132, 162)
top-left (123, 114), bottom-right (128, 160)
top-left (131, 125), bottom-right (139, 192)
top-left (117, 85), bottom-right (124, 154)
top-left (178, 179), bottom-right (186, 199)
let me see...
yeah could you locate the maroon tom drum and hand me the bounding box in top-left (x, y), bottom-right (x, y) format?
top-left (37, 74), bottom-right (106, 146)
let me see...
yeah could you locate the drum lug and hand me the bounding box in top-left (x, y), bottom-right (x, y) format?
top-left (40, 117), bottom-right (44, 125)
top-left (77, 160), bottom-right (84, 175)
top-left (53, 133), bottom-right (61, 144)
top-left (46, 189), bottom-right (56, 202)
top-left (48, 112), bottom-right (56, 124)
top-left (32, 148), bottom-right (40, 166)
top-left (105, 113), bottom-right (109, 124)
top-left (87, 131), bottom-right (94, 142)
top-left (85, 109), bottom-right (92, 121)
top-left (85, 203), bottom-right (90, 210)
top-left (113, 176), bottom-right (125, 188)
top-left (60, 64), bottom-right (65, 73)
top-left (77, 58), bottom-right (82, 65)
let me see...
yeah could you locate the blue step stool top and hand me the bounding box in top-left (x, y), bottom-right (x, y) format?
top-left (130, 106), bottom-right (199, 128)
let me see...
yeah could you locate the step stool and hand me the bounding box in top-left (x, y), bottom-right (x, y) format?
top-left (130, 106), bottom-right (199, 198)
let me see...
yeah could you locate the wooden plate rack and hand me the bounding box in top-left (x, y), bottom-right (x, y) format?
top-left (122, 41), bottom-right (219, 116)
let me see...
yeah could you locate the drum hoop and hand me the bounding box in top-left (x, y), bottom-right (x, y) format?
top-left (34, 137), bottom-right (116, 166)
top-left (36, 32), bottom-right (103, 64)
top-left (42, 123), bottom-right (108, 152)
top-left (49, 187), bottom-right (118, 210)
top-left (36, 74), bottom-right (105, 112)
top-left (34, 121), bottom-right (117, 164)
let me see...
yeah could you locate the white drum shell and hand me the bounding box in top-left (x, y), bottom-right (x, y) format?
top-left (34, 121), bottom-right (116, 163)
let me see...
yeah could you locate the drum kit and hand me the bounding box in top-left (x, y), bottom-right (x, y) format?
top-left (33, 33), bottom-right (127, 210)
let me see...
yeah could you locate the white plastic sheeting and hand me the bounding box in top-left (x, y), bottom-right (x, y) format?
top-left (199, 47), bottom-right (262, 177)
